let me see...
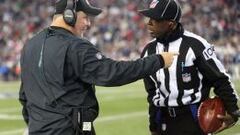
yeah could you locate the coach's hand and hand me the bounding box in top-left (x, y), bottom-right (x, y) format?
top-left (160, 52), bottom-right (179, 68)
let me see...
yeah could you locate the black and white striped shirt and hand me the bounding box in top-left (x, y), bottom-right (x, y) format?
top-left (141, 25), bottom-right (238, 112)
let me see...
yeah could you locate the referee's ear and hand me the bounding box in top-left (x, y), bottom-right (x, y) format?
top-left (168, 21), bottom-right (177, 31)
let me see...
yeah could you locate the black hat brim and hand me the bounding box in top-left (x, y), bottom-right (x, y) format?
top-left (82, 7), bottom-right (102, 16)
top-left (78, 0), bottom-right (102, 16)
top-left (139, 9), bottom-right (162, 21)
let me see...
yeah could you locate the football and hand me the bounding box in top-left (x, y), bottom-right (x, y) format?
top-left (198, 97), bottom-right (225, 133)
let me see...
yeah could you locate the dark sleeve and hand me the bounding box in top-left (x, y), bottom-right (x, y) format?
top-left (19, 83), bottom-right (29, 124)
top-left (195, 43), bottom-right (239, 113)
top-left (69, 41), bottom-right (164, 86)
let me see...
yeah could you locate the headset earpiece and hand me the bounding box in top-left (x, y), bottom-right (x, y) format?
top-left (63, 0), bottom-right (77, 27)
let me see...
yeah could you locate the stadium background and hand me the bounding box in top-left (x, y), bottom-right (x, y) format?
top-left (0, 0), bottom-right (239, 135)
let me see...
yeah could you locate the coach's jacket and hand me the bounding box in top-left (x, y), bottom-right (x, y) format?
top-left (19, 26), bottom-right (165, 135)
top-left (141, 24), bottom-right (239, 132)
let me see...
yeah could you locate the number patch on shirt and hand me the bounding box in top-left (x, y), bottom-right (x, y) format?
top-left (203, 46), bottom-right (215, 60)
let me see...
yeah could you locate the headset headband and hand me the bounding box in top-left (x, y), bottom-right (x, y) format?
top-left (66, 0), bottom-right (76, 11)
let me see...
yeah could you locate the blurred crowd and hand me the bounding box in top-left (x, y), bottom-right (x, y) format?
top-left (0, 0), bottom-right (239, 81)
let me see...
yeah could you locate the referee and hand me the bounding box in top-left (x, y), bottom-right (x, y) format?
top-left (139, 0), bottom-right (240, 135)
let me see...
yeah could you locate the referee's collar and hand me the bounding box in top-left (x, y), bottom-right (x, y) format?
top-left (157, 23), bottom-right (184, 44)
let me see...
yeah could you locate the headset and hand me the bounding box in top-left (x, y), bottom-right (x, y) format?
top-left (63, 0), bottom-right (77, 26)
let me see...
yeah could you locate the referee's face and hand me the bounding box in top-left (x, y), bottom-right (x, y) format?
top-left (147, 18), bottom-right (174, 38)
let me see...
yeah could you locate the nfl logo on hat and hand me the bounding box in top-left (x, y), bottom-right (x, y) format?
top-left (150, 0), bottom-right (159, 8)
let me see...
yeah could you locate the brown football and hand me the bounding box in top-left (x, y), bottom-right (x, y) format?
top-left (198, 97), bottom-right (225, 133)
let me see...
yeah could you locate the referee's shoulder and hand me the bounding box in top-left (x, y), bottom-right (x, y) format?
top-left (141, 38), bottom-right (157, 58)
top-left (182, 30), bottom-right (212, 50)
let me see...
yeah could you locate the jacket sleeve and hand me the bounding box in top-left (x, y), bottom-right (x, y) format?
top-left (194, 42), bottom-right (239, 113)
top-left (19, 83), bottom-right (29, 124)
top-left (69, 41), bottom-right (164, 87)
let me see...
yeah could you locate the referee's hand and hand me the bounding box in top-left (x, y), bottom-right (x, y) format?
top-left (214, 113), bottom-right (237, 134)
top-left (160, 52), bottom-right (179, 68)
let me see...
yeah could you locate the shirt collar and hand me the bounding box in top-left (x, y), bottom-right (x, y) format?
top-left (156, 23), bottom-right (184, 44)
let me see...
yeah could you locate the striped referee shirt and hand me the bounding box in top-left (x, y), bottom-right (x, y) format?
top-left (141, 24), bottom-right (238, 113)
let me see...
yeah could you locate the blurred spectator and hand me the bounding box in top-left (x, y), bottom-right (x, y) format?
top-left (0, 0), bottom-right (239, 81)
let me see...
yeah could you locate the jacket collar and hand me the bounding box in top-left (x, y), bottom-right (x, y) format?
top-left (156, 23), bottom-right (184, 44)
top-left (48, 26), bottom-right (74, 35)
